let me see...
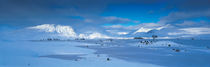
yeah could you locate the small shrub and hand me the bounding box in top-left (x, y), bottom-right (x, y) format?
top-left (175, 49), bottom-right (180, 52)
top-left (134, 37), bottom-right (144, 39)
top-left (107, 58), bottom-right (110, 61)
top-left (207, 46), bottom-right (210, 49)
top-left (168, 44), bottom-right (171, 47)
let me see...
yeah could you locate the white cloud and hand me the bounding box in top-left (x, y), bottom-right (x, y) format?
top-left (176, 21), bottom-right (196, 26)
top-left (88, 32), bottom-right (111, 39)
top-left (158, 10), bottom-right (210, 23)
top-left (140, 23), bottom-right (163, 28)
top-left (168, 27), bottom-right (210, 35)
top-left (104, 25), bottom-right (124, 28)
top-left (175, 20), bottom-right (210, 27)
top-left (156, 24), bottom-right (169, 30)
top-left (106, 30), bottom-right (129, 35)
top-left (28, 24), bottom-right (55, 32)
top-left (103, 16), bottom-right (139, 23)
top-left (84, 19), bottom-right (93, 22)
top-left (79, 32), bottom-right (111, 39)
top-left (117, 32), bottom-right (129, 35)
top-left (104, 23), bottom-right (167, 30)
top-left (104, 16), bottom-right (130, 22)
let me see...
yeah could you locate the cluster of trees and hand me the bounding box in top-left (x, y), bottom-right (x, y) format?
top-left (134, 37), bottom-right (144, 39)
top-left (75, 38), bottom-right (85, 40)
top-left (152, 35), bottom-right (158, 40)
top-left (39, 38), bottom-right (61, 41)
top-left (134, 35), bottom-right (158, 40)
top-left (39, 38), bottom-right (87, 41)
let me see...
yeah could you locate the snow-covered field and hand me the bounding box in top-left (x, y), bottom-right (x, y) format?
top-left (1, 39), bottom-right (210, 67)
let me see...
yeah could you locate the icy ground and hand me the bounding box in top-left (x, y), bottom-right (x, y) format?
top-left (1, 39), bottom-right (210, 67)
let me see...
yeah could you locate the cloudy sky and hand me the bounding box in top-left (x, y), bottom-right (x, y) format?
top-left (0, 0), bottom-right (210, 39)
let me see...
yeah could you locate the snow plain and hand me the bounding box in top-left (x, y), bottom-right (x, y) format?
top-left (0, 39), bottom-right (210, 67)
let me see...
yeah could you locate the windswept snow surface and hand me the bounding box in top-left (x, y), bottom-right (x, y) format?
top-left (0, 40), bottom-right (162, 67)
top-left (1, 39), bottom-right (210, 67)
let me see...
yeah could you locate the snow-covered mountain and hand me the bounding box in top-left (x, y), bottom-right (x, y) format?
top-left (133, 27), bottom-right (152, 34)
top-left (130, 24), bottom-right (170, 37)
top-left (133, 24), bottom-right (169, 34)
top-left (27, 24), bottom-right (112, 39)
top-left (28, 24), bottom-right (77, 38)
top-left (78, 32), bottom-right (112, 39)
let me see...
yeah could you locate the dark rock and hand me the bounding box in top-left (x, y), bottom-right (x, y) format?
top-left (175, 49), bottom-right (180, 52)
top-left (168, 44), bottom-right (171, 47)
top-left (107, 58), bottom-right (110, 61)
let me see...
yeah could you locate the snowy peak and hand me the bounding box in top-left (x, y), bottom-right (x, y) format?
top-left (27, 24), bottom-right (112, 39)
top-left (79, 32), bottom-right (111, 39)
top-left (55, 25), bottom-right (77, 37)
top-left (28, 24), bottom-right (77, 37)
top-left (156, 24), bottom-right (169, 30)
top-left (28, 24), bottom-right (55, 32)
top-left (133, 24), bottom-right (169, 34)
top-left (134, 27), bottom-right (152, 34)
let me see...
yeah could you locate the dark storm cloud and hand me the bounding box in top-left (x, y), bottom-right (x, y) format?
top-left (158, 0), bottom-right (210, 25)
top-left (0, 0), bottom-right (105, 27)
top-left (0, 0), bottom-right (106, 18)
top-left (0, 0), bottom-right (209, 26)
top-left (167, 0), bottom-right (210, 11)
top-left (158, 10), bottom-right (210, 24)
top-left (0, 0), bottom-right (169, 28)
top-left (0, 0), bottom-right (210, 38)
top-left (0, 0), bottom-right (166, 17)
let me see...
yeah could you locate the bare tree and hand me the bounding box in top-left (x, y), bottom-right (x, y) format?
top-left (152, 35), bottom-right (158, 40)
